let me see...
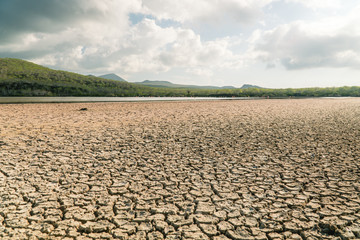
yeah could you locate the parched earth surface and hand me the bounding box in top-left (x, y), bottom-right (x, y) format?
top-left (0, 98), bottom-right (360, 240)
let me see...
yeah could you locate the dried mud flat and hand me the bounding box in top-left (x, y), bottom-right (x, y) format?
top-left (0, 98), bottom-right (360, 240)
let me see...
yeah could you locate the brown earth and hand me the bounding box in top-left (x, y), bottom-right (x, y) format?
top-left (0, 98), bottom-right (360, 239)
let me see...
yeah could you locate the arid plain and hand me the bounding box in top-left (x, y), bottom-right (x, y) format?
top-left (0, 99), bottom-right (359, 239)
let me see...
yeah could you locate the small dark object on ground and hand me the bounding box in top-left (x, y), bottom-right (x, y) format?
top-left (79, 108), bottom-right (88, 111)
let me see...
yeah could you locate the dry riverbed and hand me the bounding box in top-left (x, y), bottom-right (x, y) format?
top-left (0, 99), bottom-right (360, 239)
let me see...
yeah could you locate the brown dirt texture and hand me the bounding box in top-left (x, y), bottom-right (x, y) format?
top-left (0, 98), bottom-right (360, 239)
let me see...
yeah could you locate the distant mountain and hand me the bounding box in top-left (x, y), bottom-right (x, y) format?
top-left (134, 80), bottom-right (236, 89)
top-left (98, 73), bottom-right (126, 82)
top-left (134, 80), bottom-right (263, 89)
top-left (240, 84), bottom-right (262, 89)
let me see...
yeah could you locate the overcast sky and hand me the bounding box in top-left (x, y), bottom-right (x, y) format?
top-left (1, 0), bottom-right (360, 88)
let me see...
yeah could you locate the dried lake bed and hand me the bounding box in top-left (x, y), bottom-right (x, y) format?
top-left (0, 98), bottom-right (359, 239)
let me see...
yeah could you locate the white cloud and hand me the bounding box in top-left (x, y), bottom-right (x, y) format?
top-left (249, 5), bottom-right (360, 70)
top-left (115, 19), bottom-right (243, 75)
top-left (186, 68), bottom-right (214, 78)
top-left (140, 0), bottom-right (274, 24)
top-left (285, 0), bottom-right (341, 10)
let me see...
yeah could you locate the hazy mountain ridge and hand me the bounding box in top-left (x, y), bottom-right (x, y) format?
top-left (96, 74), bottom-right (262, 89)
top-left (133, 80), bottom-right (253, 89)
top-left (241, 84), bottom-right (262, 89)
top-left (133, 80), bottom-right (235, 89)
top-left (98, 73), bottom-right (126, 82)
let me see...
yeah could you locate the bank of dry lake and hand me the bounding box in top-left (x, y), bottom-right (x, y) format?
top-left (0, 98), bottom-right (359, 239)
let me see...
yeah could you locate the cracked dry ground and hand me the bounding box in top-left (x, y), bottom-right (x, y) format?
top-left (0, 99), bottom-right (360, 240)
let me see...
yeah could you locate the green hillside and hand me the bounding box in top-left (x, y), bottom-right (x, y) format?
top-left (0, 58), bottom-right (186, 97)
top-left (0, 58), bottom-right (360, 97)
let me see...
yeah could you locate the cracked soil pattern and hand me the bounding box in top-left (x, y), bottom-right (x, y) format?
top-left (0, 99), bottom-right (360, 239)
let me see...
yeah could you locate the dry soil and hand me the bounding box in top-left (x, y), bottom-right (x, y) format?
top-left (0, 99), bottom-right (360, 239)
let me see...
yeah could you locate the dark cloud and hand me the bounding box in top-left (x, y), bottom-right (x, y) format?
top-left (0, 50), bottom-right (49, 59)
top-left (0, 0), bottom-right (106, 43)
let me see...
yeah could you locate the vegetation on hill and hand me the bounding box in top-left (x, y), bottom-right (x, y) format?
top-left (0, 58), bottom-right (183, 97)
top-left (0, 58), bottom-right (360, 97)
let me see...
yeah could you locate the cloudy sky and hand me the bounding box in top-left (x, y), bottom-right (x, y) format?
top-left (1, 0), bottom-right (360, 88)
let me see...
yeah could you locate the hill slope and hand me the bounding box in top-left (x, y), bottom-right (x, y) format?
top-left (98, 73), bottom-right (126, 82)
top-left (0, 58), bottom-right (153, 96)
